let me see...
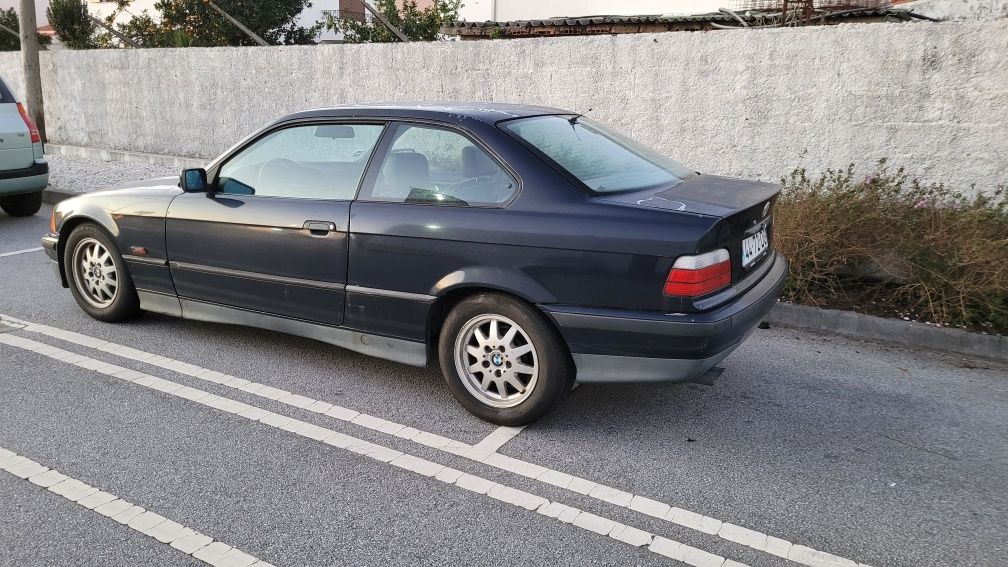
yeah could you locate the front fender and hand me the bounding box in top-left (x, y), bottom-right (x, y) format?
top-left (52, 181), bottom-right (181, 290)
top-left (52, 200), bottom-right (124, 287)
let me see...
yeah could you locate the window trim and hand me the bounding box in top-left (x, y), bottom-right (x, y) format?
top-left (496, 114), bottom-right (696, 198)
top-left (206, 119), bottom-right (389, 202)
top-left (356, 120), bottom-right (522, 209)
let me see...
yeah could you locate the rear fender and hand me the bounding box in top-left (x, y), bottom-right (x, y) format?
top-left (430, 267), bottom-right (557, 304)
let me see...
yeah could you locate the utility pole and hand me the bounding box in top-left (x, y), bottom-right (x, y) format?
top-left (362, 1), bottom-right (408, 42)
top-left (16, 0), bottom-right (44, 141)
top-left (204, 1), bottom-right (269, 46)
top-left (88, 15), bottom-right (140, 48)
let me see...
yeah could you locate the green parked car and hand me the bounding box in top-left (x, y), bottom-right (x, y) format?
top-left (0, 76), bottom-right (48, 217)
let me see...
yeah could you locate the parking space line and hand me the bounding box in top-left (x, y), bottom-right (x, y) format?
top-left (0, 445), bottom-right (274, 566)
top-left (0, 332), bottom-right (748, 567)
top-left (0, 247), bottom-right (43, 258)
top-left (469, 425), bottom-right (526, 459)
top-left (0, 314), bottom-right (869, 567)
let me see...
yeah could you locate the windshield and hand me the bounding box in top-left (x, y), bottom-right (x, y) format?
top-left (502, 115), bottom-right (695, 194)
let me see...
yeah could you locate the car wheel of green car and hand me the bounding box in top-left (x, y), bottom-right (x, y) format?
top-left (0, 191), bottom-right (42, 217)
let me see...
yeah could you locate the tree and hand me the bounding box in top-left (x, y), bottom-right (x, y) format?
top-left (331, 0), bottom-right (461, 43)
top-left (153, 0), bottom-right (320, 46)
top-left (93, 3), bottom-right (190, 49)
top-left (47, 0), bottom-right (97, 49)
top-left (0, 8), bottom-right (53, 51)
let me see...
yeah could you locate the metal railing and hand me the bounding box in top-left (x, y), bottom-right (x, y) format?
top-left (320, 9), bottom-right (374, 24)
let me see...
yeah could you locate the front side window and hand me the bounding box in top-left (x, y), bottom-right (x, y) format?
top-left (217, 123), bottom-right (384, 200)
top-left (502, 115), bottom-right (695, 194)
top-left (364, 123), bottom-right (516, 206)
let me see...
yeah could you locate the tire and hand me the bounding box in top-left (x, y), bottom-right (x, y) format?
top-left (63, 223), bottom-right (140, 322)
top-left (439, 292), bottom-right (573, 426)
top-left (0, 191), bottom-right (42, 217)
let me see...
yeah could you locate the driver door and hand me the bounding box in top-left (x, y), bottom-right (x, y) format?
top-left (165, 122), bottom-right (385, 326)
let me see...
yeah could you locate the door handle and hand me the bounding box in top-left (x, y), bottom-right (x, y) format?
top-left (303, 221), bottom-right (336, 237)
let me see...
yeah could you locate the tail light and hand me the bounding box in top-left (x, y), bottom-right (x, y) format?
top-left (17, 103), bottom-right (40, 143)
top-left (664, 249), bottom-right (732, 297)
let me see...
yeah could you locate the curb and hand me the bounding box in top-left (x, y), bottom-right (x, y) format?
top-left (42, 188), bottom-right (80, 206)
top-left (45, 143), bottom-right (204, 170)
top-left (766, 302), bottom-right (1007, 362)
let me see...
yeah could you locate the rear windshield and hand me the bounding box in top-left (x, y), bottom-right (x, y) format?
top-left (502, 115), bottom-right (695, 194)
top-left (0, 78), bottom-right (15, 104)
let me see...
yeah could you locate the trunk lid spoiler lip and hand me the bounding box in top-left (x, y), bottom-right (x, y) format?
top-left (596, 173), bottom-right (781, 218)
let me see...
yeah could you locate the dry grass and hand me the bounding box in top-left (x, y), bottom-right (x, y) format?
top-left (774, 161), bottom-right (1008, 334)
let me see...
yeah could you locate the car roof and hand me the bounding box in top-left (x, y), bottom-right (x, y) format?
top-left (277, 102), bottom-right (571, 126)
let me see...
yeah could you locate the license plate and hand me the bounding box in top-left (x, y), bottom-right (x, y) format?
top-left (741, 227), bottom-right (769, 268)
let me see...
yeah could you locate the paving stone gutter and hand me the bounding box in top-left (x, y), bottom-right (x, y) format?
top-left (765, 302), bottom-right (1006, 362)
top-left (39, 144), bottom-right (1008, 363)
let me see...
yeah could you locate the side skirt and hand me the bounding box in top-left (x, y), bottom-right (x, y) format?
top-left (137, 289), bottom-right (183, 317)
top-left (177, 297), bottom-right (427, 367)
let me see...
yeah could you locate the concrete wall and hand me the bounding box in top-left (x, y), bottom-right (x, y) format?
top-left (0, 19), bottom-right (1005, 191)
top-left (902, 0), bottom-right (1008, 20)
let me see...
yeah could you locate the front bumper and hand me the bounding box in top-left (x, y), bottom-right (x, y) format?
top-left (543, 252), bottom-right (788, 383)
top-left (41, 233), bottom-right (63, 284)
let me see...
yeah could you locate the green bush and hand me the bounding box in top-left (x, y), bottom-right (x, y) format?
top-left (775, 161), bottom-right (1008, 334)
top-left (47, 0), bottom-right (96, 49)
top-left (0, 8), bottom-right (53, 51)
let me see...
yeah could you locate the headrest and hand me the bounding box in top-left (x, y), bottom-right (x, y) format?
top-left (461, 145), bottom-right (497, 178)
top-left (386, 152), bottom-right (429, 191)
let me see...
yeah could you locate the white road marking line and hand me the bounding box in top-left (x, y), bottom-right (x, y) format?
top-left (0, 333), bottom-right (747, 567)
top-left (469, 425), bottom-right (526, 458)
top-left (0, 247), bottom-right (42, 258)
top-left (0, 315), bottom-right (869, 567)
top-left (0, 445), bottom-right (273, 566)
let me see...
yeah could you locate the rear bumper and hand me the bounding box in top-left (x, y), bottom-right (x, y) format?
top-left (543, 252), bottom-right (788, 383)
top-left (0, 159), bottom-right (48, 196)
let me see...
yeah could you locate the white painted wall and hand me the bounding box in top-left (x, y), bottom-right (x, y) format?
top-left (299, 0), bottom-right (341, 42)
top-left (0, 20), bottom-right (1003, 192)
top-left (458, 0), bottom-right (727, 22)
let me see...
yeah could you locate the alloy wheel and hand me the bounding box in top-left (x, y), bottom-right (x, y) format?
top-left (71, 237), bottom-right (119, 309)
top-left (454, 314), bottom-right (539, 408)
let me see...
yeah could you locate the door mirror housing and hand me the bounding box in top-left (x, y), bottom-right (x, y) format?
top-left (180, 168), bottom-right (208, 193)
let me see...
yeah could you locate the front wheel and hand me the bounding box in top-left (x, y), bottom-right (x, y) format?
top-left (64, 223), bottom-right (140, 322)
top-left (0, 192), bottom-right (42, 217)
top-left (439, 293), bottom-right (573, 426)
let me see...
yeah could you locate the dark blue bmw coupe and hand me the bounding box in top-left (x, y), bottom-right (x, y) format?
top-left (42, 103), bottom-right (786, 425)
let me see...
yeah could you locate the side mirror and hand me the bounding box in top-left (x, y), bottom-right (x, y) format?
top-left (180, 168), bottom-right (208, 193)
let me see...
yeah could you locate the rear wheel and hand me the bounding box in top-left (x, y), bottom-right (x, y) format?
top-left (439, 292), bottom-right (572, 426)
top-left (0, 191), bottom-right (42, 217)
top-left (64, 223), bottom-right (140, 322)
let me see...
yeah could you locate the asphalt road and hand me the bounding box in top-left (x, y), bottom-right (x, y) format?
top-left (1, 205), bottom-right (1006, 567)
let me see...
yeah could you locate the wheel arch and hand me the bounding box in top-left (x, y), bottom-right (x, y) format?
top-left (55, 214), bottom-right (120, 287)
top-left (425, 282), bottom-right (568, 366)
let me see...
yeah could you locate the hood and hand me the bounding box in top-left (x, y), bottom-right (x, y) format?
top-left (100, 176), bottom-right (180, 194)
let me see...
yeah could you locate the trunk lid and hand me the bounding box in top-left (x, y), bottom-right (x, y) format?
top-left (0, 103), bottom-right (34, 170)
top-left (599, 173), bottom-right (781, 284)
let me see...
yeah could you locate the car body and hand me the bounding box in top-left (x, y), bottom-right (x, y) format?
top-left (0, 76), bottom-right (48, 217)
top-left (42, 103), bottom-right (786, 424)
